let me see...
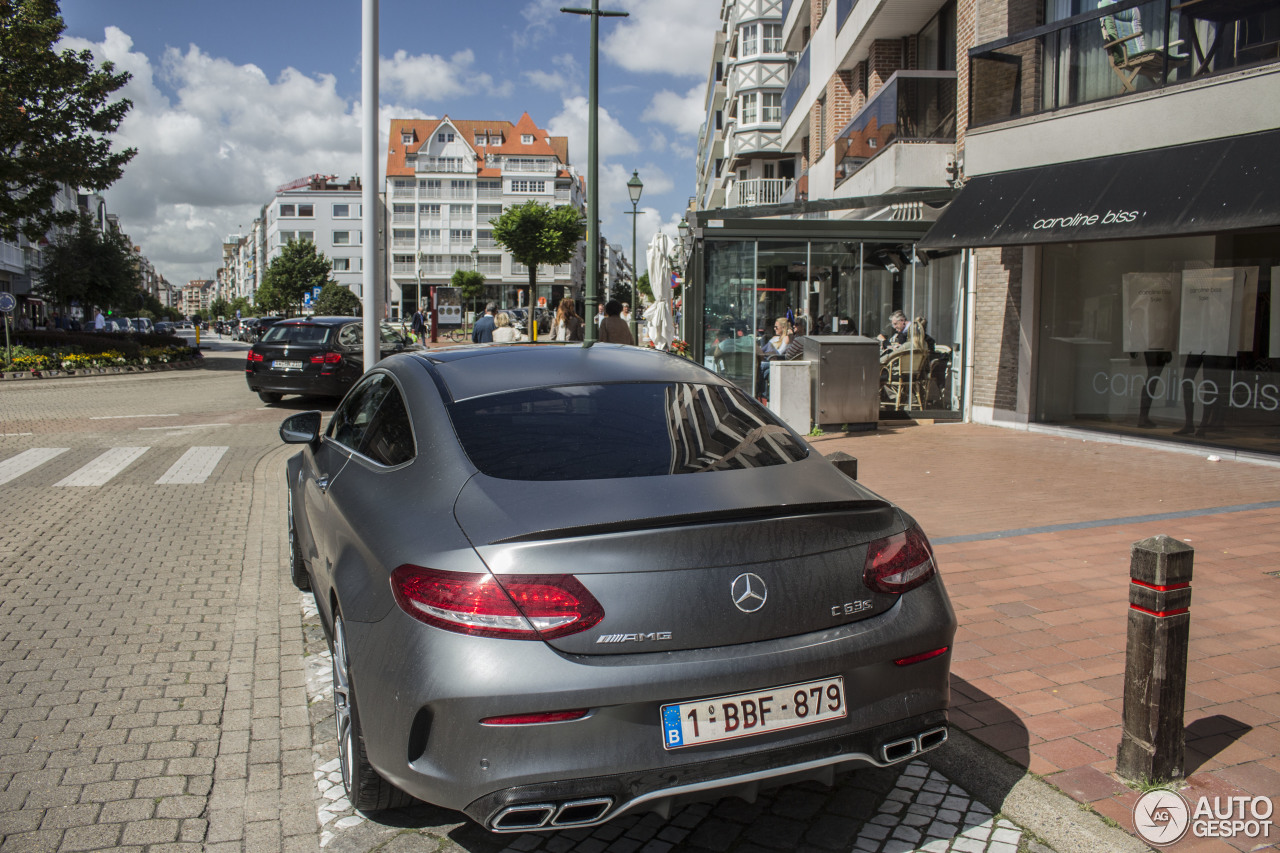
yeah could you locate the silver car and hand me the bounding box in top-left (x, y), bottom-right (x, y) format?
top-left (280, 343), bottom-right (955, 831)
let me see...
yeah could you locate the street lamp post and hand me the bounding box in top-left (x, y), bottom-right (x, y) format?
top-left (561, 0), bottom-right (628, 342)
top-left (470, 244), bottom-right (479, 333)
top-left (625, 170), bottom-right (644, 345)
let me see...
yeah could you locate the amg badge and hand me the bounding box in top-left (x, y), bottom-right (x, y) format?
top-left (596, 631), bottom-right (672, 644)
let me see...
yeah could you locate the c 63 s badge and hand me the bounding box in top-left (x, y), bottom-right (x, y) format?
top-left (832, 600), bottom-right (873, 617)
top-left (596, 631), bottom-right (672, 644)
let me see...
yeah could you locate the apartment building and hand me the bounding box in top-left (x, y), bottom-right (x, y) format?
top-left (915, 0), bottom-right (1280, 458)
top-left (181, 280), bottom-right (215, 318)
top-left (384, 113), bottom-right (586, 319)
top-left (695, 0), bottom-right (800, 213)
top-left (263, 175), bottom-right (366, 299)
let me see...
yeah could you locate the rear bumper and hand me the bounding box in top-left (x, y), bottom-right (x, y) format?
top-left (246, 369), bottom-right (349, 398)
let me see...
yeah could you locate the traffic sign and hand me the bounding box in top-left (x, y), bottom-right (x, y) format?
top-left (0, 292), bottom-right (15, 313)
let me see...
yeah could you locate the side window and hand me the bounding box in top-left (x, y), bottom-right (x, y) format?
top-left (359, 386), bottom-right (415, 466)
top-left (338, 324), bottom-right (362, 348)
top-left (327, 373), bottom-right (391, 451)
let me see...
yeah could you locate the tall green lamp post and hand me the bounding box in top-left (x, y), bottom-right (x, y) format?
top-left (625, 170), bottom-right (643, 344)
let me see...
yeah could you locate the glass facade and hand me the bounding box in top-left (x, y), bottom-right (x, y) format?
top-left (1034, 230), bottom-right (1280, 453)
top-left (697, 233), bottom-right (964, 415)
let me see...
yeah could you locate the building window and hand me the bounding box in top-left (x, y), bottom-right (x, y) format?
top-left (393, 204), bottom-right (413, 215)
top-left (333, 231), bottom-right (361, 245)
top-left (297, 204), bottom-right (314, 217)
top-left (419, 203), bottom-right (441, 218)
top-left (401, 132), bottom-right (414, 144)
top-left (279, 204), bottom-right (296, 217)
top-left (478, 203), bottom-right (502, 219)
top-left (450, 204), bottom-right (473, 218)
top-left (522, 134), bottom-right (534, 144)
top-left (419, 228), bottom-right (441, 242)
top-left (762, 23), bottom-right (782, 54)
top-left (741, 23), bottom-right (758, 56)
top-left (333, 204), bottom-right (349, 217)
top-left (450, 229), bottom-right (472, 242)
top-left (333, 258), bottom-right (352, 272)
top-left (278, 231), bottom-right (295, 245)
top-left (509, 180), bottom-right (545, 193)
top-left (762, 92), bottom-right (782, 123)
top-left (437, 132), bottom-right (454, 142)
top-left (741, 92), bottom-right (758, 124)
top-left (392, 229), bottom-right (414, 241)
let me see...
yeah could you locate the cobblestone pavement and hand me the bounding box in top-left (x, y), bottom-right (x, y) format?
top-left (0, 347), bottom-right (1061, 852)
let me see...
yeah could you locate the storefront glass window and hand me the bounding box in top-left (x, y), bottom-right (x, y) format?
top-left (701, 237), bottom-right (963, 415)
top-left (1035, 233), bottom-right (1280, 453)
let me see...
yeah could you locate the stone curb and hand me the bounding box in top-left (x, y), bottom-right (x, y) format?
top-left (0, 356), bottom-right (204, 381)
top-left (924, 726), bottom-right (1154, 853)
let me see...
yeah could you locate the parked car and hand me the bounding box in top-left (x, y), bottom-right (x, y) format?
top-left (246, 316), bottom-right (420, 403)
top-left (129, 317), bottom-right (154, 334)
top-left (278, 344), bottom-right (955, 830)
top-left (254, 315), bottom-right (284, 341)
top-left (154, 321), bottom-right (176, 335)
top-left (235, 318), bottom-right (259, 341)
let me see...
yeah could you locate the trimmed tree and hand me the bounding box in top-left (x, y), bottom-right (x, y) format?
top-left (260, 239), bottom-right (331, 316)
top-left (37, 211), bottom-right (140, 315)
top-left (1, 0), bottom-right (136, 242)
top-left (490, 199), bottom-right (584, 317)
top-left (450, 268), bottom-right (486, 317)
top-left (313, 281), bottom-right (360, 316)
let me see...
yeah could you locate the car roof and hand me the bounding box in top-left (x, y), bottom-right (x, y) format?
top-left (273, 316), bottom-right (367, 327)
top-left (409, 343), bottom-right (729, 402)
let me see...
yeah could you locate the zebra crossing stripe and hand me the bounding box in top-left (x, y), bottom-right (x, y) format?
top-left (156, 446), bottom-right (228, 484)
top-left (0, 448), bottom-right (69, 486)
top-left (54, 447), bottom-right (149, 487)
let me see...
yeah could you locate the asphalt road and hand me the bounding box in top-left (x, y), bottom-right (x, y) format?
top-left (0, 334), bottom-right (1057, 853)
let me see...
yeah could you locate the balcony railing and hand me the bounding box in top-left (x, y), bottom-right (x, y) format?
top-left (781, 0), bottom-right (793, 25)
top-left (733, 178), bottom-right (793, 207)
top-left (391, 213), bottom-right (415, 224)
top-left (415, 157), bottom-right (475, 173)
top-left (834, 71), bottom-right (958, 186)
top-left (781, 43), bottom-right (810, 125)
top-left (0, 242), bottom-right (24, 272)
top-left (478, 188), bottom-right (503, 199)
top-left (487, 157), bottom-right (557, 173)
top-left (970, 0), bottom-right (1280, 127)
top-left (836, 0), bottom-right (859, 30)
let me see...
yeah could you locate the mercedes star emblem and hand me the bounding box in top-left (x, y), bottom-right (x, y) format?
top-left (731, 573), bottom-right (768, 613)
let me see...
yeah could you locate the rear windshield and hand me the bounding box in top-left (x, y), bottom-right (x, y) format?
top-left (261, 324), bottom-right (331, 345)
top-left (447, 382), bottom-right (808, 480)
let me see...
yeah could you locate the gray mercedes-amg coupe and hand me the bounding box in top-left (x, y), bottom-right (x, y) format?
top-left (280, 342), bottom-right (955, 832)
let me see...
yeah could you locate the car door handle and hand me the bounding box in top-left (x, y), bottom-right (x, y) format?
top-left (315, 476), bottom-right (330, 493)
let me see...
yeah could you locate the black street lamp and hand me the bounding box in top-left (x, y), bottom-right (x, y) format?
top-left (626, 169), bottom-right (643, 344)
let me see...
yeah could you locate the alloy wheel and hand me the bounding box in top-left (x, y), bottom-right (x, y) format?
top-left (331, 616), bottom-right (355, 795)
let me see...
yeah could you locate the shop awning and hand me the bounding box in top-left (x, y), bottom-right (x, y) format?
top-left (916, 129), bottom-right (1280, 250)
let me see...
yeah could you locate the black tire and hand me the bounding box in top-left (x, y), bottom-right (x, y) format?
top-left (287, 492), bottom-right (310, 591)
top-left (331, 613), bottom-right (413, 811)
top-left (259, 391), bottom-right (284, 404)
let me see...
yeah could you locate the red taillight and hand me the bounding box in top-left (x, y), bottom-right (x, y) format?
top-left (894, 647), bottom-right (949, 666)
top-left (480, 709), bottom-right (590, 726)
top-left (389, 566), bottom-right (604, 640)
top-left (246, 351), bottom-right (263, 363)
top-left (863, 524), bottom-right (937, 594)
top-left (310, 352), bottom-right (342, 364)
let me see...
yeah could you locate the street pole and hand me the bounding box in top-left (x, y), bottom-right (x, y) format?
top-left (562, 1), bottom-right (627, 343)
top-left (360, 0), bottom-right (380, 370)
top-left (625, 170), bottom-right (643, 345)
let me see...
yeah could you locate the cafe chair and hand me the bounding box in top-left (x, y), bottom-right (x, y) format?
top-left (881, 348), bottom-right (929, 411)
top-left (1099, 1), bottom-right (1189, 92)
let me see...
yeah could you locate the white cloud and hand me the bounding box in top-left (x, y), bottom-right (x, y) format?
top-left (55, 28), bottom-right (431, 286)
top-left (381, 49), bottom-right (511, 101)
top-left (547, 96), bottom-right (641, 163)
top-left (601, 0), bottom-right (721, 78)
top-left (641, 85), bottom-right (705, 136)
top-left (523, 54), bottom-right (582, 97)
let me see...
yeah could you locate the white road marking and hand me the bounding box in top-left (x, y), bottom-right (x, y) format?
top-left (137, 423), bottom-right (229, 430)
top-left (156, 446), bottom-right (228, 484)
top-left (0, 448), bottom-right (69, 485)
top-left (0, 432), bottom-right (34, 437)
top-left (54, 447), bottom-right (148, 487)
top-left (89, 414), bottom-right (180, 420)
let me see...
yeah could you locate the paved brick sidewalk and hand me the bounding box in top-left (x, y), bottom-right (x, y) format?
top-left (811, 423), bottom-right (1280, 852)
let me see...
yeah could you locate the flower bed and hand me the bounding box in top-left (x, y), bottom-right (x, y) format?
top-left (1, 331), bottom-right (198, 375)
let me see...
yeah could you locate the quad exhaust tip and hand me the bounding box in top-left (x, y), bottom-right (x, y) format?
top-left (881, 725), bottom-right (948, 764)
top-left (491, 798), bottom-right (613, 832)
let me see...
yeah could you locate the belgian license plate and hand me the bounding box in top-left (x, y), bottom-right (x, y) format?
top-left (272, 360), bottom-right (303, 370)
top-left (660, 676), bottom-right (846, 750)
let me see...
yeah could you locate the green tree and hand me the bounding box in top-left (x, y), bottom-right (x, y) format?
top-left (260, 239), bottom-right (331, 316)
top-left (312, 281), bottom-right (361, 316)
top-left (37, 211), bottom-right (140, 314)
top-left (490, 200), bottom-right (584, 316)
top-left (209, 297), bottom-right (230, 320)
top-left (450, 268), bottom-right (486, 316)
top-left (1, 0), bottom-right (136, 242)
top-left (253, 276), bottom-right (287, 315)
top-left (636, 272), bottom-right (652, 302)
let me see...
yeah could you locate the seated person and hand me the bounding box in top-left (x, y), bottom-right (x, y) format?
top-left (877, 310), bottom-right (910, 352)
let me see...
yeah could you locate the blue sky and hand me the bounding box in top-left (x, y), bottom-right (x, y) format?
top-left (57, 0), bottom-right (720, 285)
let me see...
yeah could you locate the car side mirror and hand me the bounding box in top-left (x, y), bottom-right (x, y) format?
top-left (280, 411), bottom-right (322, 445)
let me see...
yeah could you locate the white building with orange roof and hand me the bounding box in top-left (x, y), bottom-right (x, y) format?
top-left (385, 113), bottom-right (587, 321)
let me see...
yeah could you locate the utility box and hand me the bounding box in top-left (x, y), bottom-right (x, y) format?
top-left (768, 360), bottom-right (812, 434)
top-left (802, 335), bottom-right (881, 430)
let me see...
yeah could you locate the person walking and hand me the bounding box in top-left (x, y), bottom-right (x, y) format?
top-left (94, 309), bottom-right (105, 332)
top-left (472, 302), bottom-right (497, 343)
top-left (550, 298), bottom-right (585, 342)
top-left (411, 307), bottom-right (426, 343)
top-left (598, 300), bottom-right (634, 345)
